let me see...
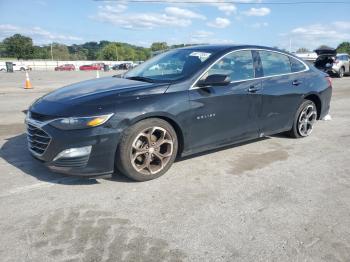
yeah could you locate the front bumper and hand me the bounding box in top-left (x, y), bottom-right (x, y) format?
top-left (26, 118), bottom-right (121, 176)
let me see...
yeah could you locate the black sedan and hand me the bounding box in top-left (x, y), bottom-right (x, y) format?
top-left (26, 45), bottom-right (332, 181)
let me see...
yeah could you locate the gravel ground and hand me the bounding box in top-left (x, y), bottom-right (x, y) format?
top-left (0, 71), bottom-right (349, 262)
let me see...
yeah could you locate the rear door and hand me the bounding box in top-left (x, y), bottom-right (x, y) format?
top-left (258, 50), bottom-right (308, 135)
top-left (189, 50), bottom-right (261, 151)
top-left (344, 55), bottom-right (350, 73)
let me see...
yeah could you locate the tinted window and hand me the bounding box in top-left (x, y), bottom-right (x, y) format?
top-left (206, 50), bottom-right (254, 82)
top-left (289, 57), bottom-right (306, 72)
top-left (259, 51), bottom-right (291, 76)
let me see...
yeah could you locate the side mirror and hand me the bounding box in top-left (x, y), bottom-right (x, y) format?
top-left (197, 74), bottom-right (230, 87)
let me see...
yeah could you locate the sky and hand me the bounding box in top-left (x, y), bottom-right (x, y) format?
top-left (0, 0), bottom-right (350, 51)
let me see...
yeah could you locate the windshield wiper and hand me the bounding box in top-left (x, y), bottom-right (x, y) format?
top-left (125, 76), bottom-right (155, 83)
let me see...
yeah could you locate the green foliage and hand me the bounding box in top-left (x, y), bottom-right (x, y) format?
top-left (0, 42), bottom-right (6, 57)
top-left (151, 42), bottom-right (168, 51)
top-left (32, 46), bottom-right (50, 59)
top-left (98, 43), bottom-right (119, 60)
top-left (0, 34), bottom-right (152, 61)
top-left (3, 33), bottom-right (346, 62)
top-left (97, 42), bottom-right (150, 61)
top-left (48, 43), bottom-right (71, 60)
top-left (3, 34), bottom-right (34, 59)
top-left (336, 42), bottom-right (350, 54)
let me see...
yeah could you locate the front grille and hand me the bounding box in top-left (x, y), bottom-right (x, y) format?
top-left (26, 123), bottom-right (51, 155)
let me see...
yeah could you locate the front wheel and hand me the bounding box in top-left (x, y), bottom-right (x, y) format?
top-left (338, 67), bottom-right (345, 78)
top-left (116, 118), bottom-right (178, 181)
top-left (288, 100), bottom-right (317, 138)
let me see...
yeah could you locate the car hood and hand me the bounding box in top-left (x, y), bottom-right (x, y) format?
top-left (30, 77), bottom-right (169, 117)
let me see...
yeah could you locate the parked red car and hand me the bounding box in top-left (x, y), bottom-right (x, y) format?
top-left (79, 63), bottom-right (104, 71)
top-left (55, 64), bottom-right (75, 71)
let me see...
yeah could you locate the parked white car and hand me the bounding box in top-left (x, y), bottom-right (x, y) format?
top-left (12, 63), bottom-right (30, 71)
top-left (0, 62), bottom-right (30, 72)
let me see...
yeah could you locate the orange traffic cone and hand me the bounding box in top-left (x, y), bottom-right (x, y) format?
top-left (25, 71), bottom-right (32, 89)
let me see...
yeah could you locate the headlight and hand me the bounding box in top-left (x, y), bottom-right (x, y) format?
top-left (49, 113), bottom-right (113, 130)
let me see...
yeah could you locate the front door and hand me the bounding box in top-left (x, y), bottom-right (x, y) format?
top-left (188, 50), bottom-right (261, 152)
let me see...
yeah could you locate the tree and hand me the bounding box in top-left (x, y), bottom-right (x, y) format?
top-left (336, 42), bottom-right (350, 54)
top-left (98, 43), bottom-right (119, 60)
top-left (296, 47), bottom-right (310, 53)
top-left (49, 43), bottom-right (70, 60)
top-left (32, 46), bottom-right (49, 59)
top-left (151, 42), bottom-right (168, 51)
top-left (0, 42), bottom-right (6, 57)
top-left (82, 41), bottom-right (100, 60)
top-left (68, 45), bottom-right (88, 60)
top-left (3, 34), bottom-right (34, 59)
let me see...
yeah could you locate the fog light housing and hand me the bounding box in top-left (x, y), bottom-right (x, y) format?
top-left (53, 146), bottom-right (92, 161)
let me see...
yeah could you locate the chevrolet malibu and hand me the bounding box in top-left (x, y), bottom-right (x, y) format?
top-left (26, 45), bottom-right (332, 181)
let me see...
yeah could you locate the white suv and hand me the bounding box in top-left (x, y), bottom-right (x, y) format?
top-left (334, 53), bottom-right (350, 77)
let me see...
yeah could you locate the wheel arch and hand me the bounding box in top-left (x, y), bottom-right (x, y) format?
top-left (120, 113), bottom-right (185, 157)
top-left (304, 93), bottom-right (322, 120)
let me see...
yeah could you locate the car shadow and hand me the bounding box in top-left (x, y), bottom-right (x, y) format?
top-left (0, 133), bottom-right (100, 185)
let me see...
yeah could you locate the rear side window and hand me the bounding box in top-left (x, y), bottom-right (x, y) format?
top-left (259, 51), bottom-right (291, 76)
top-left (207, 50), bottom-right (254, 82)
top-left (289, 57), bottom-right (306, 72)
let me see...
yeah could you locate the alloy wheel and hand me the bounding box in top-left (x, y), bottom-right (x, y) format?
top-left (130, 126), bottom-right (174, 175)
top-left (298, 104), bottom-right (317, 137)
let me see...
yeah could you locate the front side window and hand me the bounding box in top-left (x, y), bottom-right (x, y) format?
top-left (205, 50), bottom-right (254, 82)
top-left (259, 51), bottom-right (291, 76)
top-left (124, 49), bottom-right (213, 82)
top-left (289, 57), bottom-right (306, 72)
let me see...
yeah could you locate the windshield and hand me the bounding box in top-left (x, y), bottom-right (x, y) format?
top-left (124, 49), bottom-right (213, 82)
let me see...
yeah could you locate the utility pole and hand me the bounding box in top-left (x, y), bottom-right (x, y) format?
top-left (50, 43), bottom-right (53, 61)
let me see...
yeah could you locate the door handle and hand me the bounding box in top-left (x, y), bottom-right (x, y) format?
top-left (292, 80), bottom-right (303, 86)
top-left (247, 85), bottom-right (260, 93)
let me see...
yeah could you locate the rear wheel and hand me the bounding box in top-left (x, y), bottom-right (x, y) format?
top-left (116, 118), bottom-right (178, 181)
top-left (288, 100), bottom-right (317, 138)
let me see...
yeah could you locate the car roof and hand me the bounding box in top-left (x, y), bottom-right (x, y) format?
top-left (179, 44), bottom-right (289, 54)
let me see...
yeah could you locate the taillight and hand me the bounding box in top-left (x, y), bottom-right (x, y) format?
top-left (326, 76), bottom-right (332, 88)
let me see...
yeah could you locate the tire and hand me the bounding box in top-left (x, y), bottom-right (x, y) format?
top-left (20, 67), bottom-right (25, 71)
top-left (338, 67), bottom-right (345, 78)
top-left (288, 99), bottom-right (317, 138)
top-left (116, 118), bottom-right (178, 181)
